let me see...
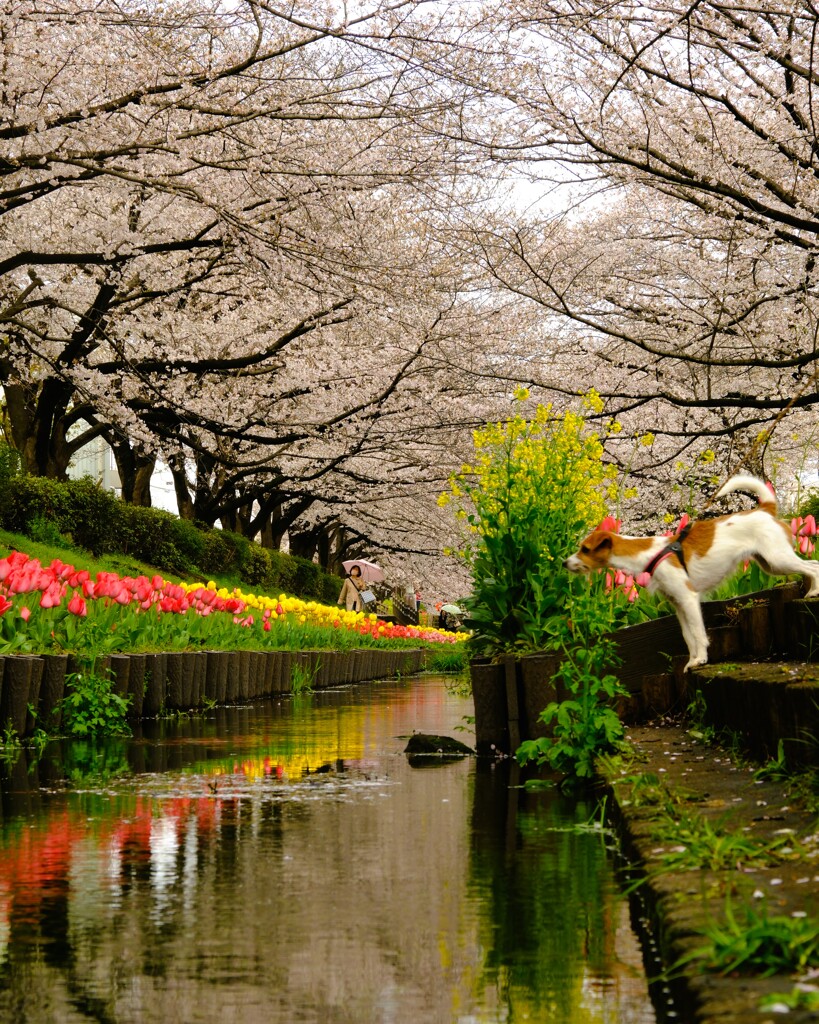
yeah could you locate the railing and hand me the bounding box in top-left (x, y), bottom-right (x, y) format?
top-left (391, 590), bottom-right (419, 626)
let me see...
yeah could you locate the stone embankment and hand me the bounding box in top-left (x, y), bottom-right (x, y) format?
top-left (607, 722), bottom-right (819, 1024)
top-left (599, 583), bottom-right (819, 1024)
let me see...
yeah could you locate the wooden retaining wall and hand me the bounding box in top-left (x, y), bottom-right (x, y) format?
top-left (0, 647), bottom-right (428, 738)
top-left (471, 583), bottom-right (817, 756)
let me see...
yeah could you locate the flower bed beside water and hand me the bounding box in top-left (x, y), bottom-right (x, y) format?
top-left (0, 550), bottom-right (467, 740)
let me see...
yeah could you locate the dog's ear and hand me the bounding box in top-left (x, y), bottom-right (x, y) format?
top-left (581, 532), bottom-right (612, 555)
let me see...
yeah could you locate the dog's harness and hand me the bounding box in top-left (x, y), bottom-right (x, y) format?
top-left (643, 523), bottom-right (693, 577)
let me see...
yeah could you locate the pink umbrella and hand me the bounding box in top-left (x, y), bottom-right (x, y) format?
top-left (341, 559), bottom-right (385, 583)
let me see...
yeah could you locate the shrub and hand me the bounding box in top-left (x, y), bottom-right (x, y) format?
top-left (164, 516), bottom-right (207, 573)
top-left (28, 514), bottom-right (72, 549)
top-left (0, 441), bottom-right (21, 497)
top-left (267, 548), bottom-right (297, 592)
top-left (61, 478), bottom-right (120, 554)
top-left (291, 556), bottom-right (320, 596)
top-left (239, 543), bottom-right (274, 588)
top-left (0, 474), bottom-right (345, 602)
top-left (200, 528), bottom-right (236, 575)
top-left (110, 504), bottom-right (206, 575)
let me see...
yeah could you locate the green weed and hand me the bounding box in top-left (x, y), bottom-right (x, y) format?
top-left (290, 661), bottom-right (316, 694)
top-left (675, 901), bottom-right (819, 976)
top-left (425, 647), bottom-right (468, 673)
top-left (759, 986), bottom-right (819, 1012)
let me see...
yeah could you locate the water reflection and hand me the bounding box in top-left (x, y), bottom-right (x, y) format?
top-left (0, 676), bottom-right (656, 1023)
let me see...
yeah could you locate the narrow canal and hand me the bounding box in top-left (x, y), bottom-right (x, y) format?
top-left (0, 673), bottom-right (662, 1024)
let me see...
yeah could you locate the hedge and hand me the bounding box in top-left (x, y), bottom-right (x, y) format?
top-left (0, 473), bottom-right (342, 604)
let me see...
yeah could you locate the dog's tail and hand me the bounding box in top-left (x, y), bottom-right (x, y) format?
top-left (714, 474), bottom-right (777, 511)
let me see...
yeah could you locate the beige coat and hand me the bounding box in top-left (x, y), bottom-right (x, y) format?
top-left (338, 576), bottom-right (364, 612)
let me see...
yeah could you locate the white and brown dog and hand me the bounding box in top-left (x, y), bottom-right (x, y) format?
top-left (564, 474), bottom-right (819, 670)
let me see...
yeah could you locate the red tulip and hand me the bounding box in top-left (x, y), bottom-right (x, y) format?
top-left (597, 515), bottom-right (621, 533)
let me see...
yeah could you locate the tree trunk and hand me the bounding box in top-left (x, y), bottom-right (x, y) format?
top-left (3, 377), bottom-right (73, 478)
top-left (109, 439), bottom-right (156, 506)
top-left (168, 454), bottom-right (195, 520)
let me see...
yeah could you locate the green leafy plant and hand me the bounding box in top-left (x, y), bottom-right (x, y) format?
top-left (686, 689), bottom-right (717, 745)
top-left (0, 723), bottom-right (21, 766)
top-left (517, 630), bottom-right (629, 780)
top-left (27, 728), bottom-right (51, 757)
top-left (60, 669), bottom-right (131, 736)
top-left (754, 739), bottom-right (790, 783)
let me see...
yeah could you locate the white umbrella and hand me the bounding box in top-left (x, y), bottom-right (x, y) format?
top-left (441, 604), bottom-right (463, 615)
top-left (341, 559), bottom-right (385, 583)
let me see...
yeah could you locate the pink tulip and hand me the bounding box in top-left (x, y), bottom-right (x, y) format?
top-left (39, 584), bottom-right (62, 609)
top-left (68, 593), bottom-right (87, 617)
top-left (19, 606), bottom-right (30, 621)
top-left (636, 572), bottom-right (651, 587)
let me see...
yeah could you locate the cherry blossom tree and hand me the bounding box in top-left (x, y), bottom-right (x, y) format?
top-left (0, 0), bottom-right (503, 516)
top-left (413, 1), bottom-right (819, 499)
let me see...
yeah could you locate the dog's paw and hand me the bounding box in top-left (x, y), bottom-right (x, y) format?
top-left (684, 656), bottom-right (708, 672)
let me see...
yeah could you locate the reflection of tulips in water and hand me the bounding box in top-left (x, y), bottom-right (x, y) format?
top-left (0, 550), bottom-right (465, 655)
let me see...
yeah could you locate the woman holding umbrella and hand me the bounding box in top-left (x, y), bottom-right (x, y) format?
top-left (338, 564), bottom-right (366, 612)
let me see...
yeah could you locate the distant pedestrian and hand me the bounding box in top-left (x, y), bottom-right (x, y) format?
top-left (338, 565), bottom-right (365, 612)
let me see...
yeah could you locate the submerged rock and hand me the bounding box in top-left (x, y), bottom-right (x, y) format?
top-left (404, 733), bottom-right (474, 756)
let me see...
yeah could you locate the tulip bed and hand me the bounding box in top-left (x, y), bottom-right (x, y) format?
top-left (0, 550), bottom-right (466, 659)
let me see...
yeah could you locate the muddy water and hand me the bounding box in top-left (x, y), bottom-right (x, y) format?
top-left (0, 675), bottom-right (658, 1024)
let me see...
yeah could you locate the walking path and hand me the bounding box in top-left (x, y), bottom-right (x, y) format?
top-left (607, 723), bottom-right (819, 1024)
